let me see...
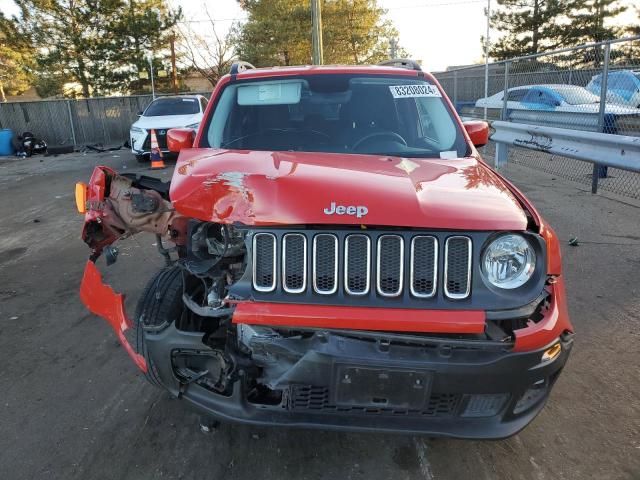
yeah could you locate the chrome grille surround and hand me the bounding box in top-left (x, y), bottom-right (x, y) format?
top-left (344, 234), bottom-right (371, 296)
top-left (249, 230), bottom-right (476, 301)
top-left (410, 236), bottom-right (438, 298)
top-left (282, 233), bottom-right (307, 293)
top-left (444, 236), bottom-right (472, 300)
top-left (312, 234), bottom-right (338, 295)
top-left (376, 235), bottom-right (404, 297)
top-left (252, 233), bottom-right (277, 292)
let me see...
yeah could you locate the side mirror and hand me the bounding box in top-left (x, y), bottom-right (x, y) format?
top-left (167, 128), bottom-right (195, 153)
top-left (463, 121), bottom-right (489, 148)
top-left (137, 111), bottom-right (143, 117)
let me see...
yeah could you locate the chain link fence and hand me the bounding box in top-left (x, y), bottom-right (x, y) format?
top-left (0, 91), bottom-right (212, 149)
top-left (434, 36), bottom-right (640, 199)
top-left (480, 143), bottom-right (640, 200)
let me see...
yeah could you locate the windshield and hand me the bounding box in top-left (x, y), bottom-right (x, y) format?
top-left (205, 75), bottom-right (467, 158)
top-left (554, 86), bottom-right (600, 105)
top-left (144, 97), bottom-right (200, 116)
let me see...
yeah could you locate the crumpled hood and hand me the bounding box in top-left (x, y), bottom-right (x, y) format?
top-left (169, 149), bottom-right (528, 231)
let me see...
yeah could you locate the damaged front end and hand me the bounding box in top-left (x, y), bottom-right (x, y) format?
top-left (77, 165), bottom-right (573, 438)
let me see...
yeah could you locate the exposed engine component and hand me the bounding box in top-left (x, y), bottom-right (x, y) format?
top-left (190, 222), bottom-right (246, 260)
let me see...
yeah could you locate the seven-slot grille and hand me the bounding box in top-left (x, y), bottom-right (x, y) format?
top-left (252, 232), bottom-right (473, 300)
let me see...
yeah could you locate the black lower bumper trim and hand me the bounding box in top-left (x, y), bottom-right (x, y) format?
top-left (144, 325), bottom-right (572, 439)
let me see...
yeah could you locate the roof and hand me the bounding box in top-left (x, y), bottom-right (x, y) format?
top-left (232, 64), bottom-right (428, 80)
top-left (507, 84), bottom-right (588, 91)
top-left (152, 94), bottom-right (205, 100)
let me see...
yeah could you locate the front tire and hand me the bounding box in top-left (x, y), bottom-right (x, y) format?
top-left (133, 265), bottom-right (184, 388)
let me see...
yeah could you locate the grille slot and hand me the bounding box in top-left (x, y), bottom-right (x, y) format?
top-left (345, 234), bottom-right (371, 295)
top-left (313, 234), bottom-right (338, 294)
top-left (376, 235), bottom-right (404, 297)
top-left (282, 234), bottom-right (306, 293)
top-left (410, 236), bottom-right (438, 298)
top-left (252, 233), bottom-right (276, 292)
top-left (444, 236), bottom-right (472, 299)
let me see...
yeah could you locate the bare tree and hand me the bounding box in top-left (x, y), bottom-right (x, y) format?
top-left (177, 5), bottom-right (237, 88)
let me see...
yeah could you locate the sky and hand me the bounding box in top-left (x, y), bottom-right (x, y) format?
top-left (1, 0), bottom-right (637, 72)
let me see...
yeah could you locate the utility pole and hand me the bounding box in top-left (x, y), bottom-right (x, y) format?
top-left (311, 0), bottom-right (323, 65)
top-left (148, 55), bottom-right (156, 100)
top-left (389, 38), bottom-right (398, 59)
top-left (483, 0), bottom-right (491, 120)
top-left (170, 32), bottom-right (178, 94)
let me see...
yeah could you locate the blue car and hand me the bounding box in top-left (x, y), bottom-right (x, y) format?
top-left (475, 84), bottom-right (640, 135)
top-left (586, 70), bottom-right (640, 108)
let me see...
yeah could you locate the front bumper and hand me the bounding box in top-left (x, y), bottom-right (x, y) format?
top-left (130, 130), bottom-right (170, 155)
top-left (145, 322), bottom-right (573, 439)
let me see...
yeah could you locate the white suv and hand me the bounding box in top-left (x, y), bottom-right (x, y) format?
top-left (130, 95), bottom-right (207, 162)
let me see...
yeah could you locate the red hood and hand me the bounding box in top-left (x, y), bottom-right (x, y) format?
top-left (169, 149), bottom-right (528, 230)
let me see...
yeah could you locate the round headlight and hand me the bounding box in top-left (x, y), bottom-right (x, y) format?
top-left (482, 234), bottom-right (535, 289)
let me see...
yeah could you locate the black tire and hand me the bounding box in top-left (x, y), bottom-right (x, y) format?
top-left (135, 153), bottom-right (149, 163)
top-left (133, 265), bottom-right (184, 388)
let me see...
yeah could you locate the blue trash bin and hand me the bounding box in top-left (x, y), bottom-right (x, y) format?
top-left (0, 129), bottom-right (14, 156)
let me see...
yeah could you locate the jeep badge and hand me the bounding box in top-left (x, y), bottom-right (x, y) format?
top-left (323, 202), bottom-right (368, 218)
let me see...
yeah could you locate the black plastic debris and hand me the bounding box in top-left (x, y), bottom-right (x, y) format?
top-left (16, 131), bottom-right (47, 157)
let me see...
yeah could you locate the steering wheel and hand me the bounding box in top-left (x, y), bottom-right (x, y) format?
top-left (352, 131), bottom-right (407, 151)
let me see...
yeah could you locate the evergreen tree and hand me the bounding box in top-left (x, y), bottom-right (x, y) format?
top-left (14, 0), bottom-right (123, 97)
top-left (564, 0), bottom-right (627, 45)
top-left (0, 13), bottom-right (33, 102)
top-left (234, 0), bottom-right (407, 67)
top-left (489, 0), bottom-right (570, 60)
top-left (8, 0), bottom-right (180, 97)
top-left (628, 8), bottom-right (640, 36)
top-left (113, 0), bottom-right (182, 93)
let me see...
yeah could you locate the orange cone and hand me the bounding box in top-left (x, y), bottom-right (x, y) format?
top-left (149, 129), bottom-right (166, 169)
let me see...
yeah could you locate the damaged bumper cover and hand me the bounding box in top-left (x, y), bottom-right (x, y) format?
top-left (79, 252), bottom-right (573, 438)
top-left (145, 321), bottom-right (572, 439)
top-left (79, 254), bottom-right (573, 438)
top-left (79, 260), bottom-right (147, 372)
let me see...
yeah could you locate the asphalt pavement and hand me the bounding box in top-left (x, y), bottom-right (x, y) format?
top-left (0, 150), bottom-right (638, 480)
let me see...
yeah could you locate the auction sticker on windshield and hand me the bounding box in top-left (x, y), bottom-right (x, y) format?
top-left (389, 85), bottom-right (441, 98)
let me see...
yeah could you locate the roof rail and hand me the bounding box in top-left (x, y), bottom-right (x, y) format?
top-left (229, 61), bottom-right (256, 75)
top-left (378, 58), bottom-right (422, 72)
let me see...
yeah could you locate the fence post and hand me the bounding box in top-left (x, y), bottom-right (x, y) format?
top-left (66, 100), bottom-right (77, 147)
top-left (495, 61), bottom-right (510, 170)
top-left (593, 41), bottom-right (611, 193)
top-left (500, 61), bottom-right (509, 121)
top-left (453, 70), bottom-right (458, 108)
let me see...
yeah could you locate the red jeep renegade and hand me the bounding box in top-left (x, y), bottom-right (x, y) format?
top-left (77, 60), bottom-right (573, 439)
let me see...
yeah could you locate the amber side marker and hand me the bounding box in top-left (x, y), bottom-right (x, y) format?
top-left (75, 182), bottom-right (88, 214)
top-left (542, 343), bottom-right (562, 362)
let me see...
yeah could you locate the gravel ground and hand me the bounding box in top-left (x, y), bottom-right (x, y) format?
top-left (0, 151), bottom-right (638, 480)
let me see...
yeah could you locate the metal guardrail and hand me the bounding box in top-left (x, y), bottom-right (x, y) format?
top-left (491, 121), bottom-right (640, 192)
top-left (435, 36), bottom-right (640, 198)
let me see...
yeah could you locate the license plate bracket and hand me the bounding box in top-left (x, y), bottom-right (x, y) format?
top-left (334, 365), bottom-right (432, 410)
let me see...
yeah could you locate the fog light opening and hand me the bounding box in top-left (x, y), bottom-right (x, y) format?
top-left (513, 379), bottom-right (549, 414)
top-left (541, 342), bottom-right (562, 363)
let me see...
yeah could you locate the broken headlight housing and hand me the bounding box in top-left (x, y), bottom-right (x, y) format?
top-left (481, 234), bottom-right (536, 289)
top-left (190, 222), bottom-right (246, 260)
